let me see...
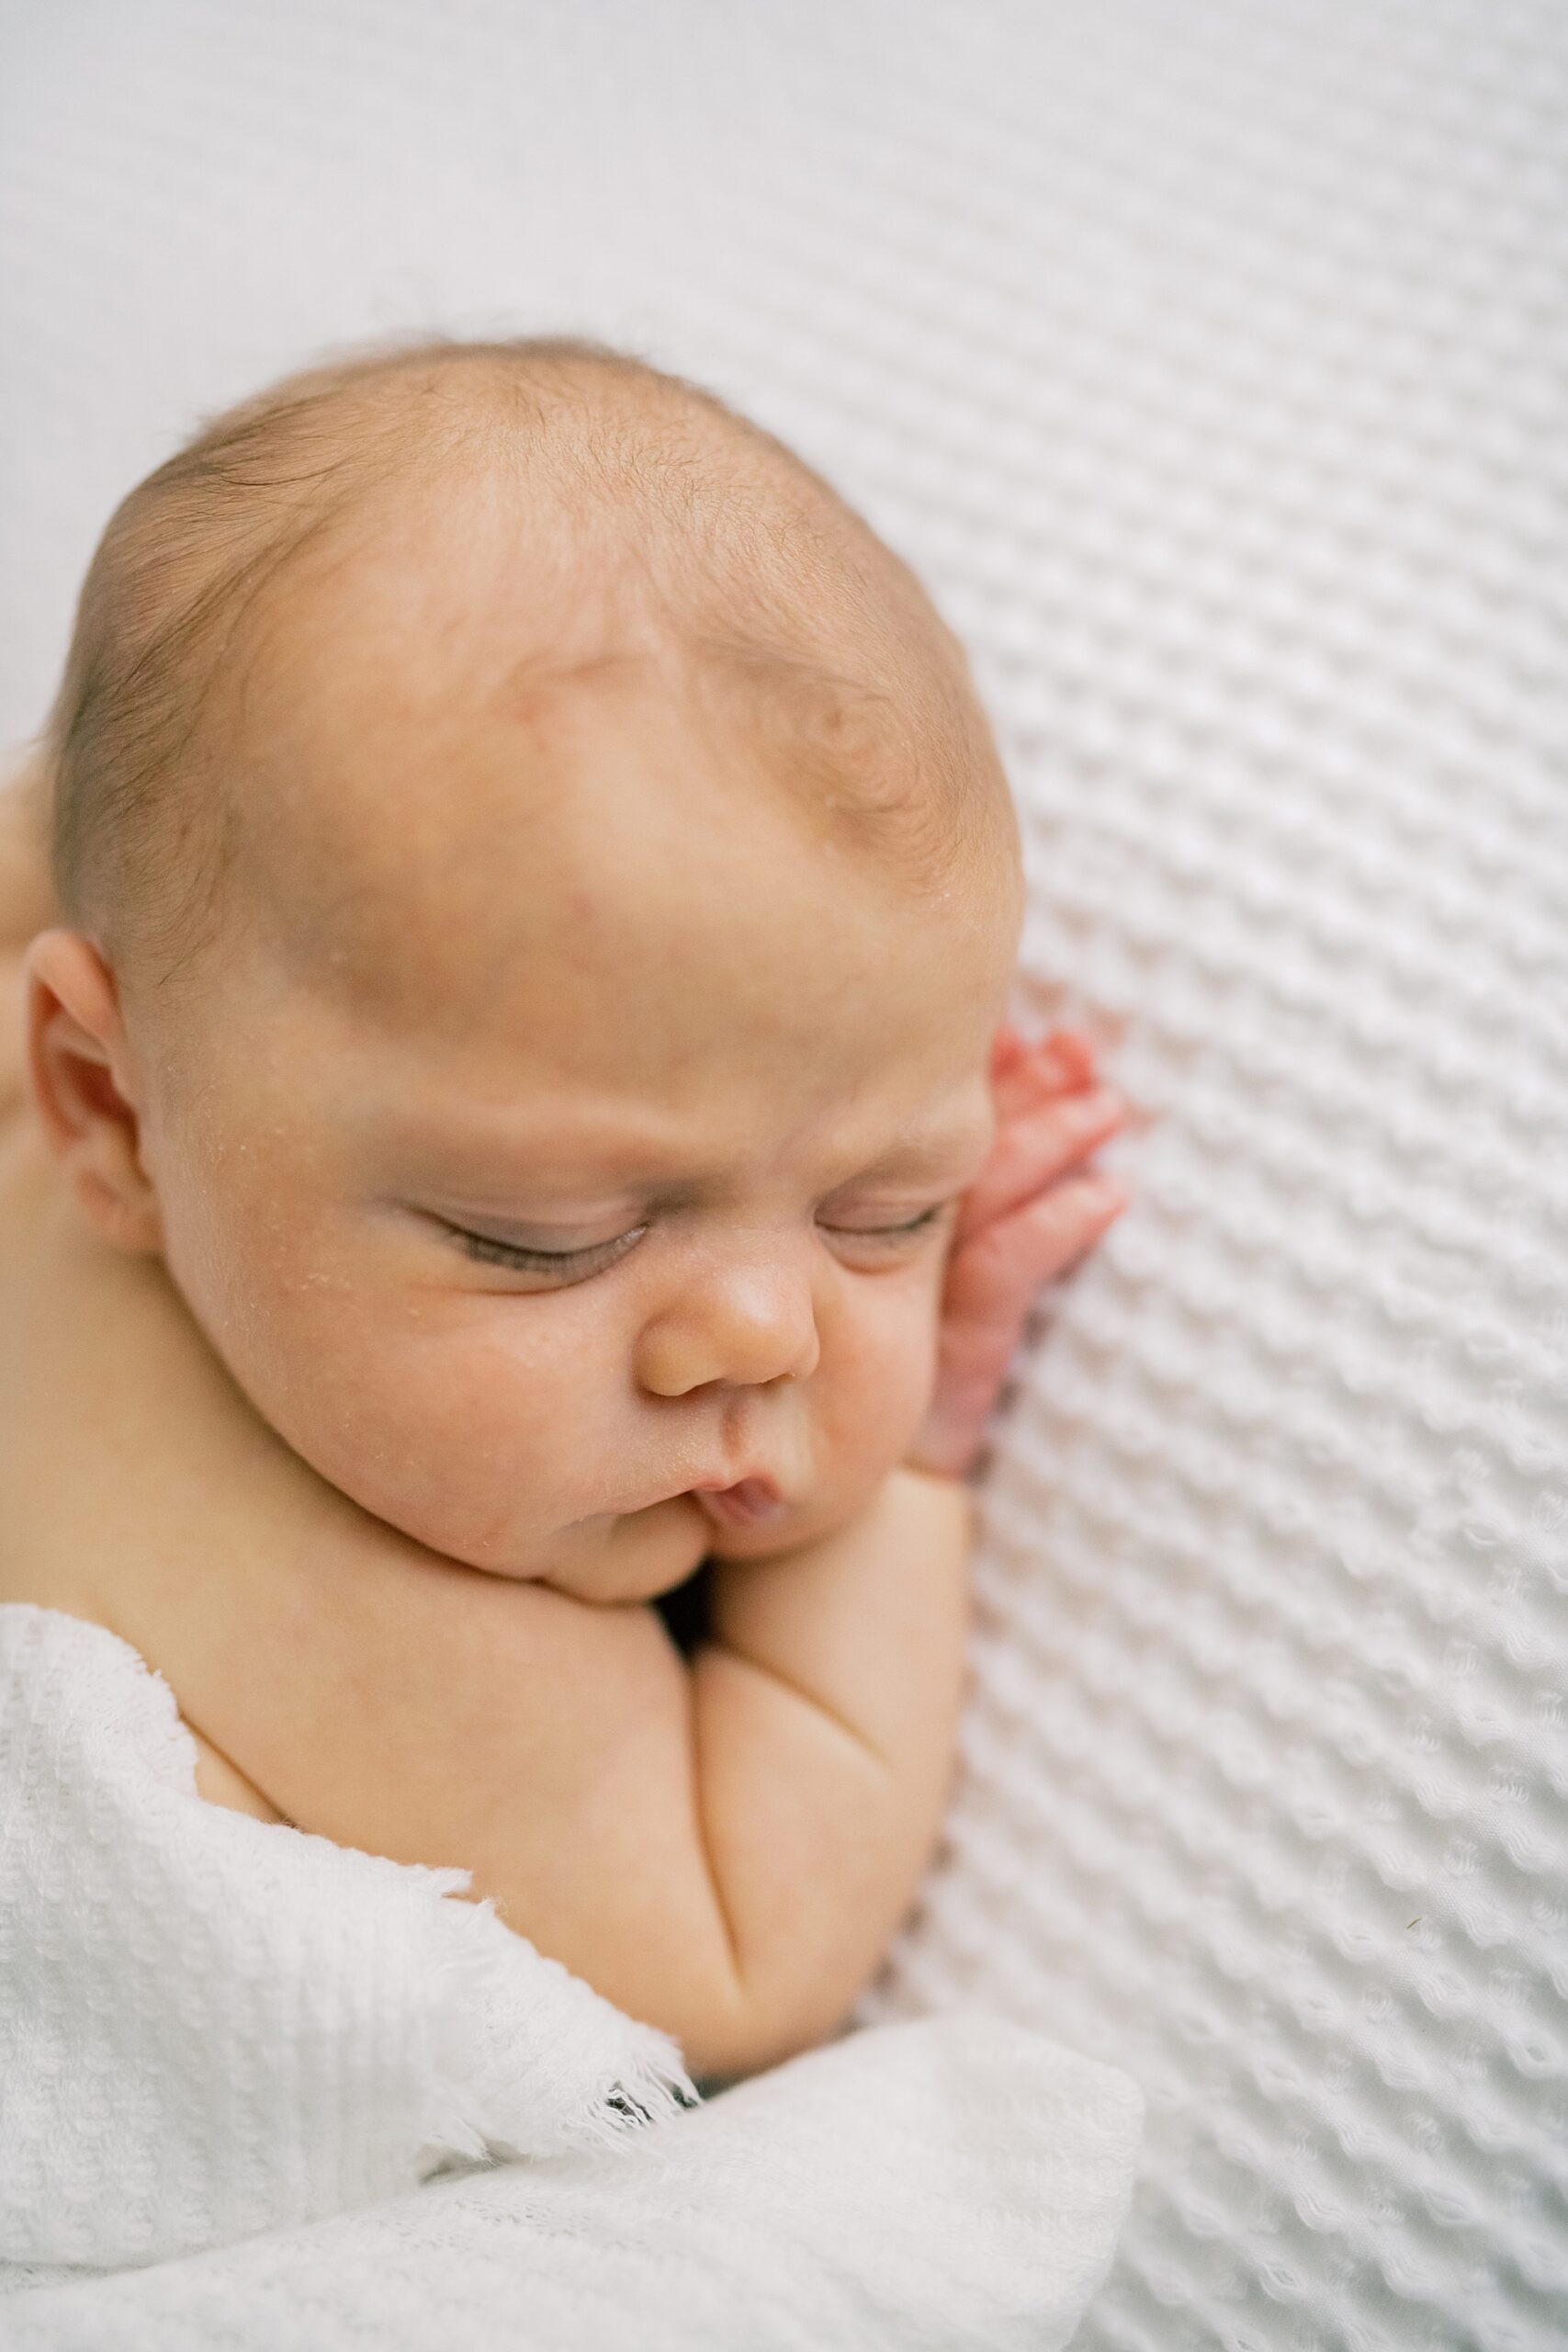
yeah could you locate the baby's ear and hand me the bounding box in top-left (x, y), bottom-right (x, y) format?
top-left (24, 929), bottom-right (163, 1253)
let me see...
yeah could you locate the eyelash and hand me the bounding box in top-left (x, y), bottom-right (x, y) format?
top-left (449, 1204), bottom-right (948, 1276)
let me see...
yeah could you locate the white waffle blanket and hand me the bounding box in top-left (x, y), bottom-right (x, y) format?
top-left (0, 1604), bottom-right (1144, 2346)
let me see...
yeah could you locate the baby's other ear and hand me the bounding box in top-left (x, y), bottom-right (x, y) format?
top-left (24, 929), bottom-right (163, 1253)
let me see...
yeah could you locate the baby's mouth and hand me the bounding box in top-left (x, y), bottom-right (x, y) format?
top-left (693, 1476), bottom-right (784, 1531)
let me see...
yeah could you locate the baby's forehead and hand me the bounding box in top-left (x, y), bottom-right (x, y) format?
top-left (231, 655), bottom-right (947, 1032)
top-left (231, 726), bottom-right (1015, 1157)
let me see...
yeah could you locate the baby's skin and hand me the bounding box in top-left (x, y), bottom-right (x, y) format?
top-left (0, 350), bottom-right (1134, 2078)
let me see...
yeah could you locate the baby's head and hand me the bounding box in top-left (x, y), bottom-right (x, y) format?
top-left (28, 338), bottom-right (1023, 1583)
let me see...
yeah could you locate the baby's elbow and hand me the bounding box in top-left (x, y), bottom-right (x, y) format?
top-left (676, 1965), bottom-right (861, 2086)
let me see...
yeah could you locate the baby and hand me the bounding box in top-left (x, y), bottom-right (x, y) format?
top-left (0, 338), bottom-right (1131, 2081)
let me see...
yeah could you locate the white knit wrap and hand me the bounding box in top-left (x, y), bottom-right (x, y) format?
top-left (0, 1605), bottom-right (700, 2270)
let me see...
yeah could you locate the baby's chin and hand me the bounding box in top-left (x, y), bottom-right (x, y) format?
top-left (407, 1471), bottom-right (876, 1590)
top-left (532, 1487), bottom-right (821, 1591)
top-left (517, 1491), bottom-right (714, 1603)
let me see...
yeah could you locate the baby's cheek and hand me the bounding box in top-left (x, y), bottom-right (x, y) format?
top-left (900, 1293), bottom-right (946, 1436)
top-left (835, 1279), bottom-right (943, 1464)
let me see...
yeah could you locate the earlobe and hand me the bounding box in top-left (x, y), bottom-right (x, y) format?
top-left (24, 928), bottom-right (164, 1253)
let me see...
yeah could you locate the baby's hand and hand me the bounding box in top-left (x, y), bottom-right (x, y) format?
top-left (908, 1025), bottom-right (1135, 1478)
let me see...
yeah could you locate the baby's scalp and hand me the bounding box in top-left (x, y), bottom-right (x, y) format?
top-left (39, 336), bottom-right (1021, 999)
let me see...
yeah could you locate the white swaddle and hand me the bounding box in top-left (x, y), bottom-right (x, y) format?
top-left (0, 1602), bottom-right (1145, 2345)
top-left (0, 1602), bottom-right (703, 2272)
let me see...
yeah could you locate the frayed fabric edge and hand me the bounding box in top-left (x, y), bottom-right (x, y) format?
top-left (420, 1898), bottom-right (703, 2175)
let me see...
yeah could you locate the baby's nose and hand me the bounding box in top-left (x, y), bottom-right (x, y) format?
top-left (634, 1258), bottom-right (822, 1396)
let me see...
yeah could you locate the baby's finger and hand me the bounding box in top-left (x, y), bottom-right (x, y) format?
top-left (950, 1171), bottom-right (1128, 1323)
top-left (989, 1024), bottom-right (1028, 1084)
top-left (990, 1027), bottom-right (1096, 1123)
top-left (915, 1175), bottom-right (1128, 1476)
top-left (988, 1030), bottom-right (1037, 1121)
top-left (1037, 1029), bottom-right (1100, 1092)
top-left (955, 1087), bottom-right (1129, 1245)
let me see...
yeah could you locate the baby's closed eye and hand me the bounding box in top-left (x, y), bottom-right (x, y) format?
top-left (433, 1200), bottom-right (954, 1288)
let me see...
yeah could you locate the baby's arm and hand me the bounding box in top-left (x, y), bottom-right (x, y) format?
top-left (690, 1030), bottom-right (1132, 2064)
top-left (688, 1465), bottom-right (971, 2072)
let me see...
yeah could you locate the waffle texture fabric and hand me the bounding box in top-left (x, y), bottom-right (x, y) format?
top-left (1, 2012), bottom-right (1138, 2352)
top-left (0, 1607), bottom-right (1141, 2343)
top-left (0, 1604), bottom-right (699, 2270)
top-left (1, 2), bottom-right (1564, 2346)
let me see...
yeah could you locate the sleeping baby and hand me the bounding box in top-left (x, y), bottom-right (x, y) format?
top-left (0, 338), bottom-right (1133, 2082)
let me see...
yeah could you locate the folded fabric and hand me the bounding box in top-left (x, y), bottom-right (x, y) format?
top-left (0, 1602), bottom-right (700, 2272)
top-left (0, 1602), bottom-right (1144, 2349)
top-left (3, 2008), bottom-right (1144, 2352)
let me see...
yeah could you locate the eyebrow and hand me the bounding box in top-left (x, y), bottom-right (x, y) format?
top-left (389, 1107), bottom-right (994, 1198)
top-left (838, 1119), bottom-right (996, 1182)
